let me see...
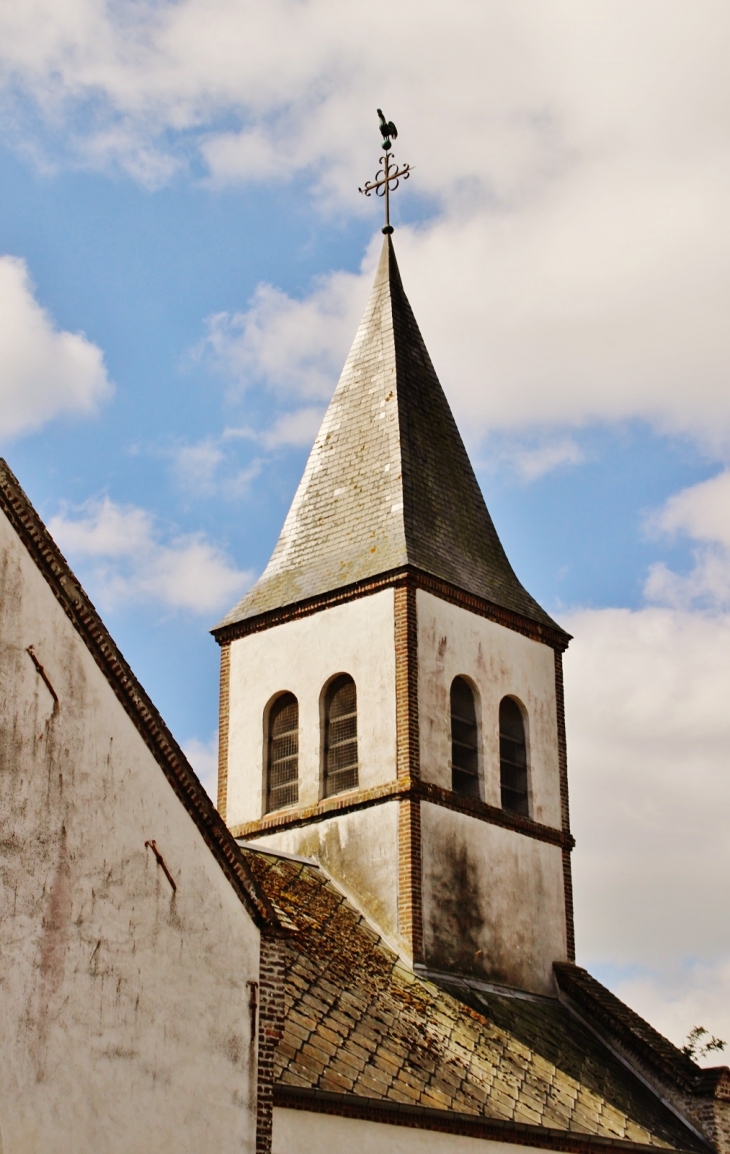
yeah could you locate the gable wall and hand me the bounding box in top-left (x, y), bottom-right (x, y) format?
top-left (0, 510), bottom-right (261, 1154)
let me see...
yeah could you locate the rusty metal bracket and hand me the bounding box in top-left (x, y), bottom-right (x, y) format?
top-left (247, 979), bottom-right (258, 1040)
top-left (145, 839), bottom-right (177, 892)
top-left (26, 645), bottom-right (59, 706)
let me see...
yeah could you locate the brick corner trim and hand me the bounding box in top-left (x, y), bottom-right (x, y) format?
top-left (255, 933), bottom-right (287, 1153)
top-left (218, 642), bottom-right (231, 821)
top-left (554, 650), bottom-right (575, 961)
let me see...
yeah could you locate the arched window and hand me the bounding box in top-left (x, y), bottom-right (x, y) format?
top-left (324, 674), bottom-right (358, 798)
top-left (499, 697), bottom-right (529, 816)
top-left (451, 677), bottom-right (479, 797)
top-left (266, 693), bottom-right (299, 812)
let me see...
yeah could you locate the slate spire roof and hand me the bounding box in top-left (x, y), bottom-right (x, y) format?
top-left (219, 236), bottom-right (561, 633)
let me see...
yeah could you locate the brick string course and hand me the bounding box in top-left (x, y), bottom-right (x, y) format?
top-left (231, 777), bottom-right (573, 850)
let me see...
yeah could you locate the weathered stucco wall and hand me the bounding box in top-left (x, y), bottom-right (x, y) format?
top-left (252, 801), bottom-right (400, 945)
top-left (421, 803), bottom-right (567, 994)
top-left (226, 590), bottom-right (397, 827)
top-left (417, 590), bottom-right (561, 828)
top-left (273, 1108), bottom-right (548, 1153)
top-left (0, 511), bottom-right (261, 1154)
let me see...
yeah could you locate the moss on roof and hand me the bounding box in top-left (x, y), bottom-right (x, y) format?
top-left (243, 847), bottom-right (704, 1150)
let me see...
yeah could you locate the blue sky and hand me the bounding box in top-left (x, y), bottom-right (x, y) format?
top-left (1, 0), bottom-right (729, 1055)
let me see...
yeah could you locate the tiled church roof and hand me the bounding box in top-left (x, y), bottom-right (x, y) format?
top-left (218, 238), bottom-right (563, 634)
top-left (243, 846), bottom-right (707, 1152)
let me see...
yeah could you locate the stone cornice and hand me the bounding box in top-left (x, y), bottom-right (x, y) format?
top-left (213, 566), bottom-right (570, 651)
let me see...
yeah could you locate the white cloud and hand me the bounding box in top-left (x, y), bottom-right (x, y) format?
top-left (0, 255), bottom-right (111, 438)
top-left (564, 604), bottom-right (730, 1051)
top-left (199, 271), bottom-right (364, 401)
top-left (644, 471), bottom-right (730, 609)
top-left (612, 959), bottom-right (730, 1068)
top-left (560, 465), bottom-right (730, 1053)
top-left (510, 437), bottom-right (584, 481)
top-left (168, 436), bottom-right (263, 500)
top-left (48, 497), bottom-right (251, 614)
top-left (183, 732), bottom-right (218, 802)
top-left (5, 5), bottom-right (730, 444)
top-left (208, 187), bottom-right (730, 447)
top-left (260, 407), bottom-right (324, 449)
top-left (649, 471), bottom-right (730, 548)
top-left (645, 550), bottom-right (730, 612)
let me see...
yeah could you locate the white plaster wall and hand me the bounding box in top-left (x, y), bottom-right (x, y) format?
top-left (226, 590), bottom-right (397, 828)
top-left (273, 1108), bottom-right (551, 1154)
top-left (254, 800), bottom-right (400, 944)
top-left (0, 512), bottom-right (260, 1154)
top-left (417, 590), bottom-right (561, 828)
top-left (420, 803), bottom-right (567, 994)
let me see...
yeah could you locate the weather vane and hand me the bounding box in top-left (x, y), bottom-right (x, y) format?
top-left (358, 109), bottom-right (411, 235)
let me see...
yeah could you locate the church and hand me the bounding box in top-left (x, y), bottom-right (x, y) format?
top-left (1, 220), bottom-right (728, 1152)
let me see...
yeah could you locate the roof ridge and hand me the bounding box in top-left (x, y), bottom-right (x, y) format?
top-left (554, 963), bottom-right (729, 1098)
top-left (0, 458), bottom-right (280, 933)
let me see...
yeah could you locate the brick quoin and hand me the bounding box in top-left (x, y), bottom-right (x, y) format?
top-left (398, 799), bottom-right (424, 964)
top-left (554, 650), bottom-right (576, 961)
top-left (394, 578), bottom-right (423, 963)
top-left (217, 641), bottom-right (231, 820)
top-left (255, 933), bottom-right (287, 1154)
top-left (394, 579), bottom-right (419, 782)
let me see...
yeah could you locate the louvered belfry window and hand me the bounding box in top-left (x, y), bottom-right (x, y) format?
top-left (451, 677), bottom-right (480, 797)
top-left (499, 697), bottom-right (529, 816)
top-left (324, 674), bottom-right (359, 797)
top-left (266, 692), bottom-right (299, 812)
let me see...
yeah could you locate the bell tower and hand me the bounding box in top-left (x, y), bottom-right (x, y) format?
top-left (213, 236), bottom-right (574, 997)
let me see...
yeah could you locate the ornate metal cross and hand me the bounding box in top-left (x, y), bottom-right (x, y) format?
top-left (359, 110), bottom-right (411, 235)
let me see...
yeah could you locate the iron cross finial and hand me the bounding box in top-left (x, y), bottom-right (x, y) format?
top-left (359, 109), bottom-right (411, 235)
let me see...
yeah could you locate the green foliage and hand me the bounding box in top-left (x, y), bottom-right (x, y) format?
top-left (682, 1026), bottom-right (727, 1061)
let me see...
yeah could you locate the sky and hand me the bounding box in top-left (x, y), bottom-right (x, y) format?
top-left (1, 0), bottom-right (729, 1059)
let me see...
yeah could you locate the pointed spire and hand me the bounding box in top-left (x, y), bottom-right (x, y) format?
top-left (218, 238), bottom-right (560, 633)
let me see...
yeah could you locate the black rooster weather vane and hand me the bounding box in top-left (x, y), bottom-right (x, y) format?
top-left (359, 110), bottom-right (411, 234)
